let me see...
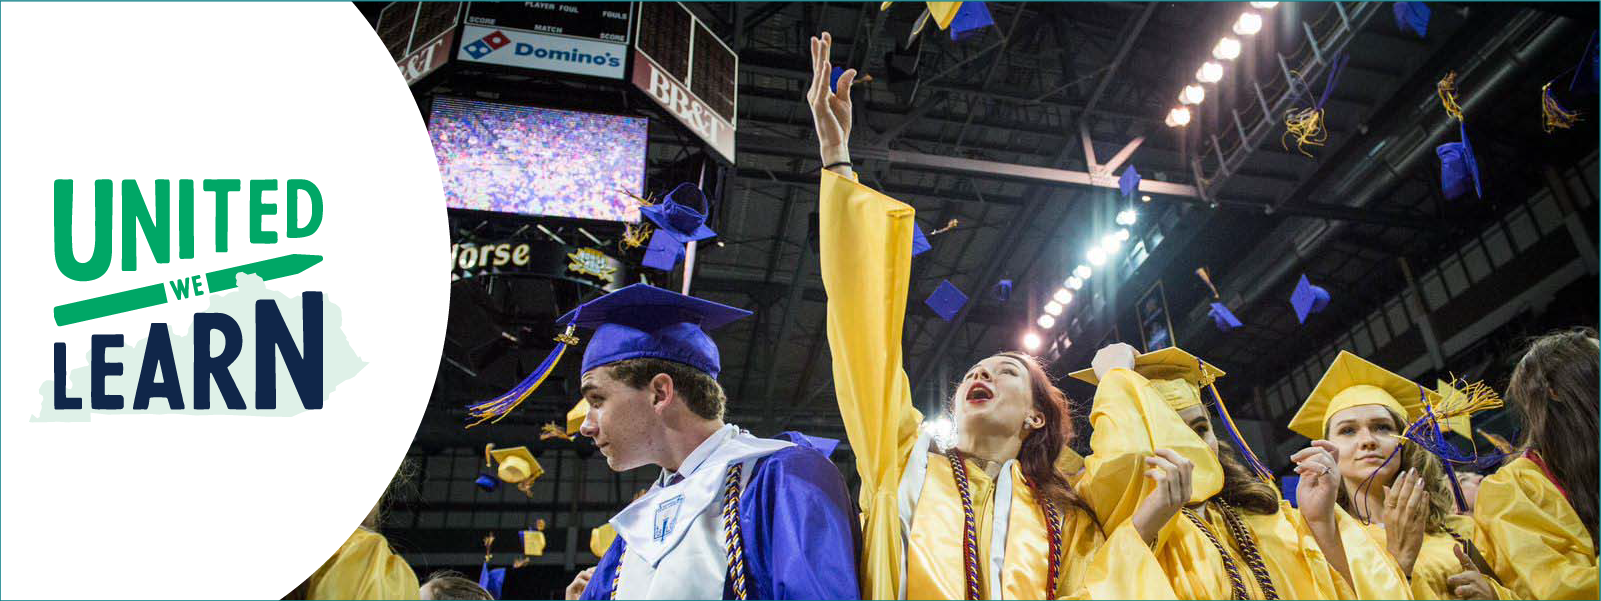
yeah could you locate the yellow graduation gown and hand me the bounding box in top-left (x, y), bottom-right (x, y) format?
top-left (1473, 456), bottom-right (1598, 600)
top-left (307, 528), bottom-right (420, 600)
top-left (1081, 368), bottom-right (1413, 599)
top-left (818, 170), bottom-right (1171, 599)
top-left (1361, 515), bottom-right (1518, 600)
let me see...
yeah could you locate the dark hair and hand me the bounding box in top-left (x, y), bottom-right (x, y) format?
top-left (1330, 407), bottom-right (1452, 534)
top-left (1507, 327), bottom-right (1598, 547)
top-left (992, 352), bottom-right (1095, 520)
top-left (1216, 441), bottom-right (1281, 515)
top-left (423, 570), bottom-right (494, 600)
top-left (608, 357), bottom-right (727, 421)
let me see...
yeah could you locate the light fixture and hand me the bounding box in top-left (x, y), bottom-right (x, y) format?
top-left (1165, 107), bottom-right (1191, 128)
top-left (1180, 84), bottom-right (1206, 105)
top-left (1101, 232), bottom-right (1123, 252)
top-left (1213, 37), bottom-right (1242, 61)
top-left (1114, 228), bottom-right (1131, 242)
top-left (1052, 288), bottom-right (1072, 304)
top-left (1233, 11), bottom-right (1263, 36)
top-left (1141, 194), bottom-right (1152, 202)
top-left (1196, 61), bottom-right (1224, 84)
top-left (1250, 2), bottom-right (1278, 8)
top-left (1066, 276), bottom-right (1083, 290)
top-left (1037, 314), bottom-right (1056, 329)
top-left (1022, 331), bottom-right (1042, 351)
top-left (1044, 301), bottom-right (1063, 316)
top-left (1087, 246), bottom-right (1107, 266)
top-left (1074, 264), bottom-right (1092, 279)
top-left (1116, 208), bottom-right (1138, 225)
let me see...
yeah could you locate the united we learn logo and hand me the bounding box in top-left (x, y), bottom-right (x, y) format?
top-left (38, 178), bottom-right (365, 422)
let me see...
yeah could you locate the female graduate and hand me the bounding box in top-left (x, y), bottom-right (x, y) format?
top-left (1288, 351), bottom-right (1510, 599)
top-left (1473, 328), bottom-right (1599, 599)
top-left (808, 32), bottom-right (1183, 600)
top-left (1076, 343), bottom-right (1413, 600)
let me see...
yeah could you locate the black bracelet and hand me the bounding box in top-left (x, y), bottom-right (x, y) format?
top-left (822, 161), bottom-right (853, 171)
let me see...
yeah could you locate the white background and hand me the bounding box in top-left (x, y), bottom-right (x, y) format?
top-left (1, 3), bottom-right (448, 598)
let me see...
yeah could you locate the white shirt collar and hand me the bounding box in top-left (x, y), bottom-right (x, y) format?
top-left (657, 423), bottom-right (737, 487)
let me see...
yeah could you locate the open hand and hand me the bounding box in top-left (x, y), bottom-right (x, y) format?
top-left (807, 32), bottom-right (854, 166)
top-left (1381, 468), bottom-right (1429, 577)
top-left (1446, 545), bottom-right (1498, 599)
top-left (1091, 343), bottom-right (1139, 380)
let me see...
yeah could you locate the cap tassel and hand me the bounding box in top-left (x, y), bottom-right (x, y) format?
top-left (466, 324), bottom-right (580, 428)
top-left (1439, 71), bottom-right (1465, 122)
top-left (1282, 52), bottom-right (1349, 157)
top-left (1398, 383), bottom-right (1504, 512)
top-left (1542, 81), bottom-right (1582, 133)
top-left (539, 423), bottom-right (573, 441)
top-left (1198, 359), bottom-right (1274, 484)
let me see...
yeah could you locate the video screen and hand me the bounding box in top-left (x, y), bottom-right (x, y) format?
top-left (428, 97), bottom-right (647, 222)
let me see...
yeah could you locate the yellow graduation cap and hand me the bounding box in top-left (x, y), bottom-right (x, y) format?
top-left (566, 399), bottom-right (591, 435)
top-left (589, 524), bottom-right (618, 558)
top-left (1288, 351), bottom-right (1441, 440)
top-left (486, 445), bottom-right (544, 484)
top-left (1433, 380), bottom-right (1475, 436)
top-left (1068, 346), bottom-right (1225, 412)
top-left (881, 2), bottom-right (962, 30)
top-left (521, 520), bottom-right (547, 556)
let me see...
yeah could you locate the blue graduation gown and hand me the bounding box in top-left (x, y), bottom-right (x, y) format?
top-left (580, 441), bottom-right (862, 600)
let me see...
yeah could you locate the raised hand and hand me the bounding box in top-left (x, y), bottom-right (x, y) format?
top-left (1091, 342), bottom-right (1140, 380)
top-left (1292, 440), bottom-right (1342, 525)
top-left (806, 32), bottom-right (855, 168)
top-left (1381, 468), bottom-right (1429, 577)
top-left (565, 567), bottom-right (597, 601)
top-left (1132, 448), bottom-right (1195, 546)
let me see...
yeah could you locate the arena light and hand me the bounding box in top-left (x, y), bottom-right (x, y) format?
top-left (1213, 37), bottom-right (1242, 60)
top-left (1052, 288), bottom-right (1072, 304)
top-left (1037, 314), bottom-right (1056, 329)
top-left (1180, 84), bottom-right (1206, 105)
top-left (1114, 228), bottom-right (1131, 242)
top-left (1074, 264), bottom-right (1092, 279)
top-left (1066, 275), bottom-right (1083, 290)
top-left (1196, 61), bottom-right (1224, 84)
top-left (1022, 331), bottom-right (1042, 351)
top-left (1087, 246), bottom-right (1107, 266)
top-left (1101, 232), bottom-right (1123, 253)
top-left (1165, 107), bottom-right (1191, 128)
top-left (1233, 12), bottom-right (1263, 36)
top-left (1116, 208), bottom-right (1137, 225)
top-left (1250, 2), bottom-right (1278, 8)
top-left (1141, 194), bottom-right (1152, 202)
top-left (1044, 301), bottom-right (1063, 316)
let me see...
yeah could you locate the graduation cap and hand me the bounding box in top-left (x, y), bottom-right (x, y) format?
top-left (993, 279), bottom-right (1012, 302)
top-left (949, 1), bottom-right (994, 42)
top-left (911, 224), bottom-right (932, 256)
top-left (639, 183), bottom-right (717, 271)
top-left (478, 565), bottom-right (506, 600)
top-left (475, 474), bottom-right (500, 492)
top-left (1289, 351), bottom-right (1441, 441)
top-left (1437, 122), bottom-right (1482, 200)
top-left (1290, 274), bottom-right (1331, 324)
top-left (1392, 2), bottom-right (1429, 38)
top-left (467, 284), bottom-right (751, 426)
top-left (566, 399), bottom-right (590, 435)
top-left (590, 524), bottom-right (619, 558)
top-left (925, 280), bottom-right (968, 321)
top-left (521, 527), bottom-right (547, 556)
top-left (1119, 165), bottom-right (1141, 199)
top-left (1209, 302), bottom-right (1242, 332)
top-left (488, 446), bottom-right (545, 485)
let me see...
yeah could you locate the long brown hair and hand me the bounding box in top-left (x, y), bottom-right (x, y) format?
top-left (1216, 441), bottom-right (1281, 515)
top-left (1507, 327), bottom-right (1598, 547)
top-left (994, 352), bottom-right (1094, 518)
top-left (1331, 407), bottom-right (1453, 534)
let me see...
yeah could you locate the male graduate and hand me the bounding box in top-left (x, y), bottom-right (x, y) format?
top-left (536, 284), bottom-right (860, 600)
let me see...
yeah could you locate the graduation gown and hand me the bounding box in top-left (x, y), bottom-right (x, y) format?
top-left (1081, 368), bottom-right (1413, 599)
top-left (1472, 454), bottom-right (1598, 600)
top-left (817, 169), bottom-right (1171, 600)
top-left (579, 428), bottom-right (861, 600)
top-left (307, 528), bottom-right (420, 600)
top-left (1360, 515), bottom-right (1517, 600)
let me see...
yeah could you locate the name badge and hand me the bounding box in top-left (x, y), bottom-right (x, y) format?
top-left (653, 495), bottom-right (684, 542)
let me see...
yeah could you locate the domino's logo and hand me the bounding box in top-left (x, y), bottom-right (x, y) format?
top-left (462, 30), bottom-right (511, 59)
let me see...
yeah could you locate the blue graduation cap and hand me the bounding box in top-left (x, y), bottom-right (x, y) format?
top-left (479, 564), bottom-right (506, 600)
top-left (830, 66), bottom-right (845, 93)
top-left (994, 279), bottom-right (1013, 302)
top-left (950, 2), bottom-right (994, 42)
top-left (1572, 30), bottom-right (1598, 94)
top-left (1437, 122), bottom-right (1481, 200)
top-left (1392, 2), bottom-right (1429, 38)
top-left (1209, 302), bottom-right (1242, 332)
top-left (778, 431), bottom-right (842, 458)
top-left (467, 284), bottom-right (751, 426)
top-left (1119, 165), bottom-right (1141, 199)
top-left (640, 183), bottom-right (717, 271)
top-left (475, 473), bottom-right (500, 492)
top-left (1290, 274), bottom-right (1331, 324)
top-left (926, 280), bottom-right (968, 322)
top-left (1281, 475), bottom-right (1301, 507)
top-left (911, 224), bottom-right (932, 257)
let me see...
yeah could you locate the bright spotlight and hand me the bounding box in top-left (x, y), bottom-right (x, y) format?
top-left (1052, 288), bottom-right (1072, 304)
top-left (1196, 61), bottom-right (1224, 83)
top-left (1141, 194), bottom-right (1152, 202)
top-left (1101, 232), bottom-right (1123, 252)
top-left (1180, 84), bottom-right (1206, 105)
top-left (1044, 301), bottom-right (1063, 316)
top-left (1022, 331), bottom-right (1042, 351)
top-left (1074, 264), bottom-right (1092, 279)
top-left (1165, 107), bottom-right (1192, 128)
top-left (1037, 314), bottom-right (1056, 329)
top-left (1087, 247), bottom-right (1107, 266)
top-left (1116, 208), bottom-right (1138, 225)
top-left (1250, 2), bottom-right (1278, 8)
top-left (1114, 228), bottom-right (1130, 242)
top-left (1066, 276), bottom-right (1083, 290)
top-left (1233, 12), bottom-right (1263, 36)
top-left (1213, 37), bottom-right (1242, 60)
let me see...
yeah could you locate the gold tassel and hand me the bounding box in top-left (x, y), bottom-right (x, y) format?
top-left (1438, 71), bottom-right (1465, 121)
top-left (1480, 429), bottom-right (1515, 454)
top-left (1196, 267), bottom-right (1221, 299)
top-left (1433, 376), bottom-right (1504, 420)
top-left (929, 218), bottom-right (960, 236)
top-left (539, 423), bottom-right (573, 441)
top-left (1282, 106), bottom-right (1329, 157)
top-left (620, 221), bottom-right (653, 249)
top-left (1542, 81), bottom-right (1582, 133)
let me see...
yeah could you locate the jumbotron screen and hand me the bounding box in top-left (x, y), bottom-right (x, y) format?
top-left (428, 97), bottom-right (646, 222)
